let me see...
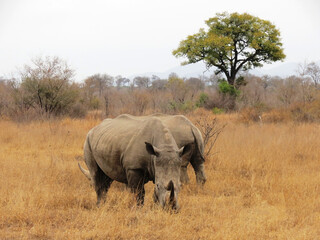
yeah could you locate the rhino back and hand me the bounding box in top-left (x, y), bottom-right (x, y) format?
top-left (161, 115), bottom-right (194, 145)
top-left (88, 117), bottom-right (143, 182)
top-left (115, 114), bottom-right (204, 152)
top-left (162, 115), bottom-right (204, 154)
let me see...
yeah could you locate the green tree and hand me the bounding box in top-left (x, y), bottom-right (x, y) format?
top-left (173, 12), bottom-right (286, 86)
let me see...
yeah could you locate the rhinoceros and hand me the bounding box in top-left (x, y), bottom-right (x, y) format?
top-left (78, 116), bottom-right (192, 209)
top-left (114, 114), bottom-right (207, 185)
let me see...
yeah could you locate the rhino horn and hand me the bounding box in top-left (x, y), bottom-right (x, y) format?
top-left (78, 163), bottom-right (91, 180)
top-left (166, 180), bottom-right (175, 204)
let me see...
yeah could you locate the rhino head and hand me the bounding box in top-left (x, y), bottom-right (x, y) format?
top-left (145, 142), bottom-right (191, 210)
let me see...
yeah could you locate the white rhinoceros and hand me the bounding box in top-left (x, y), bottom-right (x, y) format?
top-left (79, 115), bottom-right (192, 209)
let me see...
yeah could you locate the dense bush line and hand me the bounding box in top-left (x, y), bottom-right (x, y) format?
top-left (0, 56), bottom-right (319, 122)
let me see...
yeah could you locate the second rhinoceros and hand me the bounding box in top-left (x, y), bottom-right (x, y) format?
top-left (114, 114), bottom-right (207, 185)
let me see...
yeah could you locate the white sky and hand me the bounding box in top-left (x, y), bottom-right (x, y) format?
top-left (0, 0), bottom-right (320, 81)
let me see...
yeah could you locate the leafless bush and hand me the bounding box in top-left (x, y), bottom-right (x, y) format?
top-left (85, 110), bottom-right (103, 121)
top-left (261, 109), bottom-right (290, 123)
top-left (289, 99), bottom-right (320, 122)
top-left (238, 107), bottom-right (264, 124)
top-left (204, 88), bottom-right (236, 111)
top-left (194, 113), bottom-right (225, 158)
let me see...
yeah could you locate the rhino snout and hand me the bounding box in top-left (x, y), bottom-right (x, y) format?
top-left (155, 180), bottom-right (179, 210)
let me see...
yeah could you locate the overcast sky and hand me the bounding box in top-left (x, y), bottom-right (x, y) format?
top-left (0, 0), bottom-right (319, 81)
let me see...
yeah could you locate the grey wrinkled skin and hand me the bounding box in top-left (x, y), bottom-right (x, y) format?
top-left (79, 116), bottom-right (191, 209)
top-left (117, 114), bottom-right (207, 185)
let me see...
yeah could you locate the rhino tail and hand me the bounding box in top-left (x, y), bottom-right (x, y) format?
top-left (78, 162), bottom-right (91, 180)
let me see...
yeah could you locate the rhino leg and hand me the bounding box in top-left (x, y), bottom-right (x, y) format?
top-left (127, 169), bottom-right (146, 206)
top-left (180, 166), bottom-right (190, 184)
top-left (153, 189), bottom-right (159, 203)
top-left (84, 139), bottom-right (113, 206)
top-left (191, 161), bottom-right (207, 185)
top-left (94, 166), bottom-right (113, 206)
top-left (180, 151), bottom-right (191, 184)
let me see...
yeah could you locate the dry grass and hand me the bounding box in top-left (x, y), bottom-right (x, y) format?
top-left (1, 114), bottom-right (320, 239)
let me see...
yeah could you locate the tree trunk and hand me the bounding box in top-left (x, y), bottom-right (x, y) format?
top-left (227, 76), bottom-right (236, 86)
top-left (228, 67), bottom-right (237, 86)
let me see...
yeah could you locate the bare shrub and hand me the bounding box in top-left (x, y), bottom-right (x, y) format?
top-left (68, 102), bottom-right (87, 118)
top-left (85, 110), bottom-right (103, 121)
top-left (148, 90), bottom-right (172, 114)
top-left (19, 56), bottom-right (78, 116)
top-left (290, 100), bottom-right (320, 122)
top-left (133, 76), bottom-right (151, 89)
top-left (0, 79), bottom-right (13, 117)
top-left (193, 111), bottom-right (225, 158)
top-left (237, 74), bottom-right (267, 109)
top-left (262, 109), bottom-right (291, 123)
top-left (297, 61), bottom-right (320, 88)
top-left (238, 107), bottom-right (262, 124)
top-left (204, 88), bottom-right (236, 111)
top-left (131, 90), bottom-right (151, 115)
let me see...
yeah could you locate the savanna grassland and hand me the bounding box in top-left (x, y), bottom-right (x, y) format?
top-left (1, 113), bottom-right (320, 239)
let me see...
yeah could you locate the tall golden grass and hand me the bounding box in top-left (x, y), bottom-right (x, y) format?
top-left (1, 114), bottom-right (320, 239)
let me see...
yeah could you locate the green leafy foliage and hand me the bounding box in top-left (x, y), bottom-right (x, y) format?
top-left (196, 92), bottom-right (209, 107)
top-left (173, 12), bottom-right (286, 86)
top-left (212, 107), bottom-right (224, 114)
top-left (235, 76), bottom-right (247, 88)
top-left (218, 80), bottom-right (240, 96)
top-left (168, 100), bottom-right (195, 112)
top-left (89, 96), bottom-right (101, 110)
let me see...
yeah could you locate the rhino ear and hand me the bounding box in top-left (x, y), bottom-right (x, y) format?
top-left (178, 143), bottom-right (192, 158)
top-left (145, 142), bottom-right (160, 157)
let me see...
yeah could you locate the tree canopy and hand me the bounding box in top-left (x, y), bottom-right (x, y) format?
top-left (173, 12), bottom-right (286, 86)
